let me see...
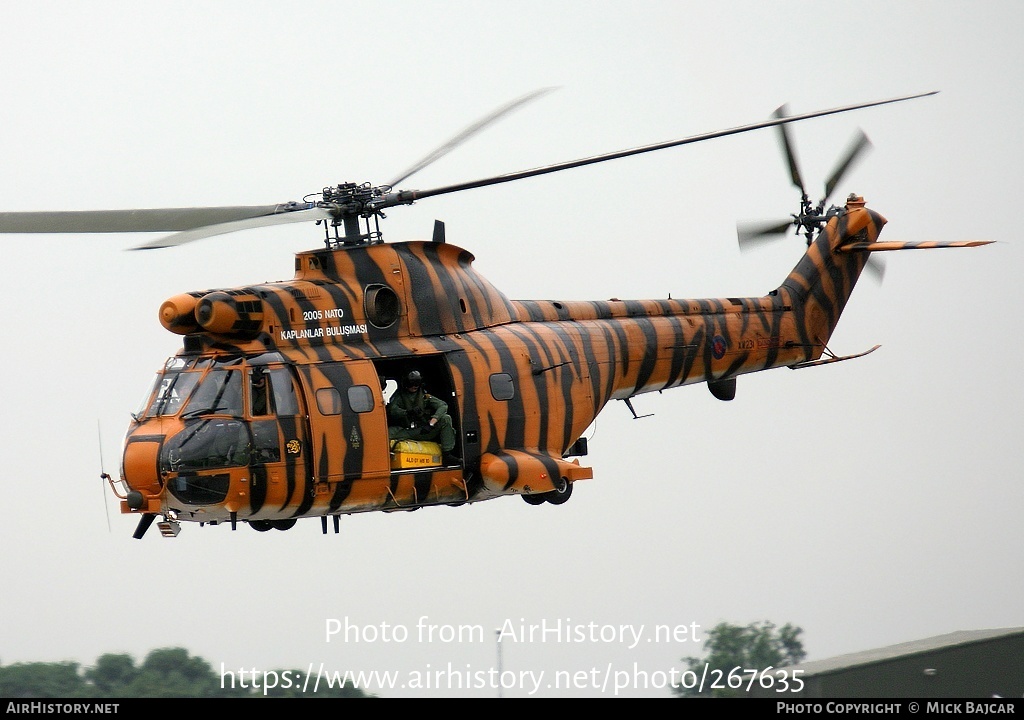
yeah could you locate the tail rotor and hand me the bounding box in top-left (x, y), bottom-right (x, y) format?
top-left (824, 129), bottom-right (872, 202)
top-left (738, 104), bottom-right (874, 248)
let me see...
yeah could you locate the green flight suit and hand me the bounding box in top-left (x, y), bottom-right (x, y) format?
top-left (387, 387), bottom-right (456, 452)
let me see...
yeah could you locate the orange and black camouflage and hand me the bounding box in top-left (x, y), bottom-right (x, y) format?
top-left (111, 195), bottom-right (989, 537)
top-left (0, 90), bottom-right (982, 538)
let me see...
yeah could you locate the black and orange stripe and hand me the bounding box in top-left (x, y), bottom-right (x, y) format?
top-left (118, 198), bottom-right (988, 530)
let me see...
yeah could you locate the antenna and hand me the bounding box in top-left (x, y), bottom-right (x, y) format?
top-left (97, 420), bottom-right (112, 533)
top-left (623, 397), bottom-right (653, 419)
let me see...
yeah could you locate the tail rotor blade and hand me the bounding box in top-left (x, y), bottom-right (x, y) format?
top-left (864, 254), bottom-right (886, 284)
top-left (738, 218), bottom-right (793, 250)
top-left (824, 130), bottom-right (872, 203)
top-left (774, 104), bottom-right (806, 196)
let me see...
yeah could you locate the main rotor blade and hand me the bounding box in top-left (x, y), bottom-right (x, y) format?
top-left (129, 207), bottom-right (333, 249)
top-left (380, 91), bottom-right (938, 209)
top-left (773, 104), bottom-right (806, 196)
top-left (737, 218), bottom-right (793, 250)
top-left (387, 87), bottom-right (557, 188)
top-left (0, 204), bottom-right (313, 234)
top-left (824, 130), bottom-right (872, 203)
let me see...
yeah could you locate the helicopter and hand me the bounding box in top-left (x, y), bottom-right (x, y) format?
top-left (0, 89), bottom-right (990, 539)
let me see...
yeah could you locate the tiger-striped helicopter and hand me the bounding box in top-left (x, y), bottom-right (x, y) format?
top-left (0, 89), bottom-right (989, 539)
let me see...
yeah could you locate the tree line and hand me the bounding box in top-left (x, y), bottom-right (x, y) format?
top-left (0, 647), bottom-right (371, 698)
top-left (1, 621), bottom-right (803, 698)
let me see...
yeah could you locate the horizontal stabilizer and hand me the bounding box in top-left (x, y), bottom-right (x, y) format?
top-left (839, 240), bottom-right (992, 252)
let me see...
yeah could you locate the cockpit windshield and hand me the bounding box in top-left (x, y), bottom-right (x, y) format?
top-left (143, 359), bottom-right (245, 418)
top-left (146, 371), bottom-right (202, 417)
top-left (162, 418), bottom-right (250, 472)
top-left (181, 370), bottom-right (243, 418)
top-left (138, 355), bottom-right (302, 479)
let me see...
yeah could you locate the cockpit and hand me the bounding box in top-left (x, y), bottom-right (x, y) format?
top-left (137, 355), bottom-right (299, 421)
top-left (124, 353), bottom-right (305, 509)
top-left (119, 348), bottom-right (470, 534)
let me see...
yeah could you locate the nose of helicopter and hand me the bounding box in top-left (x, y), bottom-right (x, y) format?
top-left (121, 435), bottom-right (164, 513)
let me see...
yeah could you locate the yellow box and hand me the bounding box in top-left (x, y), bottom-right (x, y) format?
top-left (390, 440), bottom-right (442, 469)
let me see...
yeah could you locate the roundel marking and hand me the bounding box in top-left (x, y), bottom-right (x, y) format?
top-left (712, 334), bottom-right (727, 360)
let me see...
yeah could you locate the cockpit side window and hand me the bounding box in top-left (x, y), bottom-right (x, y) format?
top-left (250, 419), bottom-right (281, 464)
top-left (135, 374), bottom-right (161, 418)
top-left (248, 366), bottom-right (300, 418)
top-left (250, 368), bottom-right (271, 417)
top-left (269, 368), bottom-right (299, 416)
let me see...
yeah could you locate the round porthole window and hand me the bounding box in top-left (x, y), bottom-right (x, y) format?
top-left (364, 284), bottom-right (400, 328)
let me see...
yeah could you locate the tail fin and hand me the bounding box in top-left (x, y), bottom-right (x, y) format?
top-left (776, 195), bottom-right (991, 361)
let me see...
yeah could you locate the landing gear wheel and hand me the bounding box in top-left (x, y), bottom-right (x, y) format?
top-left (271, 519), bottom-right (296, 531)
top-left (522, 493), bottom-right (547, 506)
top-left (545, 478), bottom-right (573, 505)
top-left (249, 520), bottom-right (273, 532)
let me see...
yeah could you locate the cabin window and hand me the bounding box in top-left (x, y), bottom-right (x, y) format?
top-left (316, 387), bottom-right (343, 416)
top-left (347, 385), bottom-right (376, 413)
top-left (489, 373), bottom-right (515, 401)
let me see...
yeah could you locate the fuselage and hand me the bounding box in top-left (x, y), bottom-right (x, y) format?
top-left (117, 201), bottom-right (884, 533)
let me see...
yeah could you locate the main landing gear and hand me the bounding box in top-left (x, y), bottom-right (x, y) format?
top-left (248, 519), bottom-right (297, 532)
top-left (522, 477), bottom-right (573, 506)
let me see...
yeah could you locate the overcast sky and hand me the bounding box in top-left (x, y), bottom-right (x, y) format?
top-left (0, 1), bottom-right (1020, 698)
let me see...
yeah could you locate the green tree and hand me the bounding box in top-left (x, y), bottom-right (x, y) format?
top-left (674, 620), bottom-right (805, 697)
top-left (0, 661), bottom-right (86, 698)
top-left (82, 653), bottom-right (138, 696)
top-left (119, 647), bottom-right (223, 698)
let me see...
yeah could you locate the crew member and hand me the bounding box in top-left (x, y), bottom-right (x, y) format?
top-left (387, 370), bottom-right (460, 466)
